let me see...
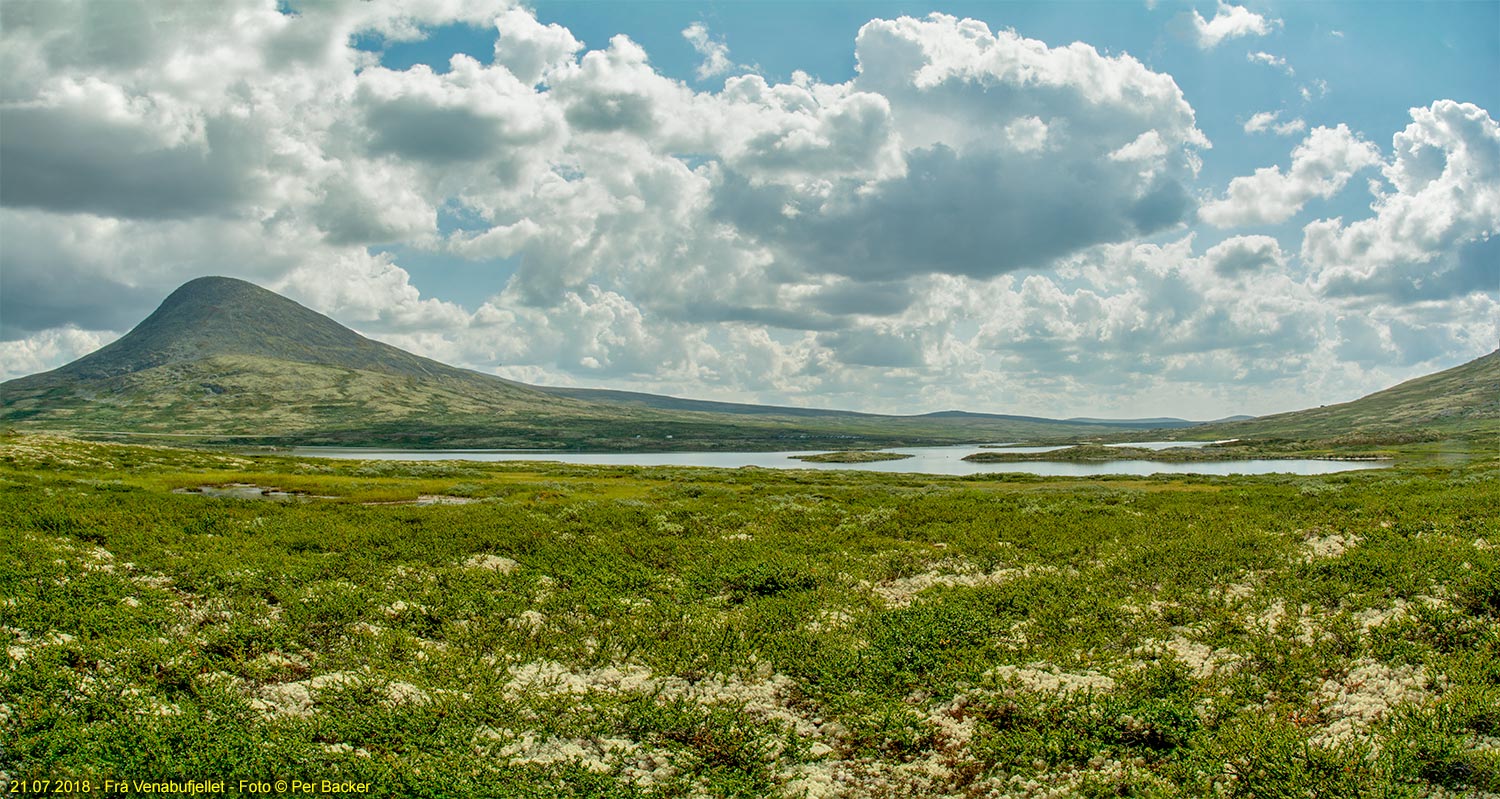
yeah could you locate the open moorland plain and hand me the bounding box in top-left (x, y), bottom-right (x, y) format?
top-left (3, 433), bottom-right (1497, 797)
top-left (4, 0), bottom-right (1499, 795)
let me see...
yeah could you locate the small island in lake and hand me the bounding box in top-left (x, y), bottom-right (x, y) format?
top-left (791, 450), bottom-right (915, 463)
top-left (965, 444), bottom-right (1258, 463)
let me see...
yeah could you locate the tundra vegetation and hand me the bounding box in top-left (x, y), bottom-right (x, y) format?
top-left (2, 433), bottom-right (1497, 797)
top-left (790, 452), bottom-right (915, 464)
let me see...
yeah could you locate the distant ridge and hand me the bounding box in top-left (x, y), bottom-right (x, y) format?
top-left (1065, 416), bottom-right (1195, 427)
top-left (536, 385), bottom-right (883, 419)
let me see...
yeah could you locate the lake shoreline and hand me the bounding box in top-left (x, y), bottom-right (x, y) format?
top-left (286, 443), bottom-right (1389, 477)
top-left (962, 443), bottom-right (1396, 464)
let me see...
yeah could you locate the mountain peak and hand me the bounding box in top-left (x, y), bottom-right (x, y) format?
top-left (161, 275), bottom-right (272, 305)
top-left (24, 275), bottom-right (460, 382)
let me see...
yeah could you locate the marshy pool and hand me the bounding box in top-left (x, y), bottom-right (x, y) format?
top-left (289, 444), bottom-right (1388, 477)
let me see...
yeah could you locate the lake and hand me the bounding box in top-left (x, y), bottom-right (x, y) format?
top-left (290, 444), bottom-right (1387, 477)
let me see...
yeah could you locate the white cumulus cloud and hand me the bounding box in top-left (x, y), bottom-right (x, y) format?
top-left (1244, 110), bottom-right (1306, 136)
top-left (0, 326), bottom-right (117, 382)
top-left (493, 7), bottom-right (581, 85)
top-left (1305, 100), bottom-right (1500, 301)
top-left (1190, 2), bottom-right (1279, 49)
top-left (1247, 50), bottom-right (1293, 76)
top-left (682, 21), bottom-right (733, 80)
top-left (1202, 124), bottom-right (1382, 226)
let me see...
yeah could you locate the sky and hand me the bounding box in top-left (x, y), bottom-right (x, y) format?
top-left (0, 0), bottom-right (1496, 420)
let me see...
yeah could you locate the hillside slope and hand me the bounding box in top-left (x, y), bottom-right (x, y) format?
top-left (1186, 349), bottom-right (1500, 442)
top-left (8, 276), bottom-right (527, 387)
top-left (1, 277), bottom-right (616, 444)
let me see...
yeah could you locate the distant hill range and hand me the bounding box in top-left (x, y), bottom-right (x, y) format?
top-left (2, 277), bottom-right (1495, 449)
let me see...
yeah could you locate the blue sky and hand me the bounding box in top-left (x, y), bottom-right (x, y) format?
top-left (403, 2), bottom-right (1499, 220)
top-left (366, 1), bottom-right (1500, 309)
top-left (2, 0), bottom-right (1497, 418)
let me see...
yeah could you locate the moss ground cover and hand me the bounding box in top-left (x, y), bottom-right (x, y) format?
top-left (2, 433), bottom-right (1497, 797)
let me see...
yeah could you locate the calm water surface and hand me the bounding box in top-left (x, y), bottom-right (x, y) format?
top-left (291, 444), bottom-right (1386, 477)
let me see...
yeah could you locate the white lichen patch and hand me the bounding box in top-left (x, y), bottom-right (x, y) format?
top-left (983, 756), bottom-right (1171, 799)
top-left (1353, 603), bottom-right (1409, 631)
top-left (782, 756), bottom-right (969, 799)
top-left (1221, 578), bottom-right (1258, 601)
top-left (1250, 601), bottom-right (1321, 644)
top-left (474, 727), bottom-right (679, 787)
top-left (118, 687), bottom-right (181, 717)
top-left (250, 681), bottom-right (314, 718)
top-left (805, 609), bottom-right (853, 633)
top-left (926, 694), bottom-right (980, 748)
top-left (505, 661), bottom-right (659, 696)
top-left (1138, 634), bottom-right (1241, 679)
top-left (1119, 599), bottom-right (1181, 618)
top-left (248, 670), bottom-right (429, 719)
top-left (619, 748), bottom-right (679, 789)
top-left (252, 650), bottom-right (309, 672)
top-left (531, 575), bottom-right (557, 603)
top-left (1312, 660), bottom-right (1443, 747)
top-left (320, 743), bottom-right (371, 757)
top-left (989, 664), bottom-right (1117, 696)
top-left (382, 600), bottom-right (428, 617)
top-left (510, 610), bottom-right (547, 630)
top-left (464, 554), bottom-right (519, 573)
top-left (131, 572), bottom-right (173, 589)
top-left (503, 661), bottom-right (821, 737)
top-left (1304, 532), bottom-right (1361, 560)
top-left (5, 625), bottom-right (34, 664)
top-left (383, 680), bottom-right (429, 705)
top-left (177, 598), bottom-right (236, 629)
top-left (1255, 600), bottom-right (1288, 630)
top-left (871, 562), bottom-right (1025, 608)
top-left (81, 546), bottom-right (117, 573)
top-left (498, 732), bottom-right (640, 773)
top-left (307, 671), bottom-right (361, 691)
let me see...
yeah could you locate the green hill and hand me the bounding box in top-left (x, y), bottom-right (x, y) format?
top-left (20, 276), bottom-right (512, 384)
top-left (0, 277), bottom-right (613, 445)
top-left (1183, 349), bottom-right (1500, 444)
